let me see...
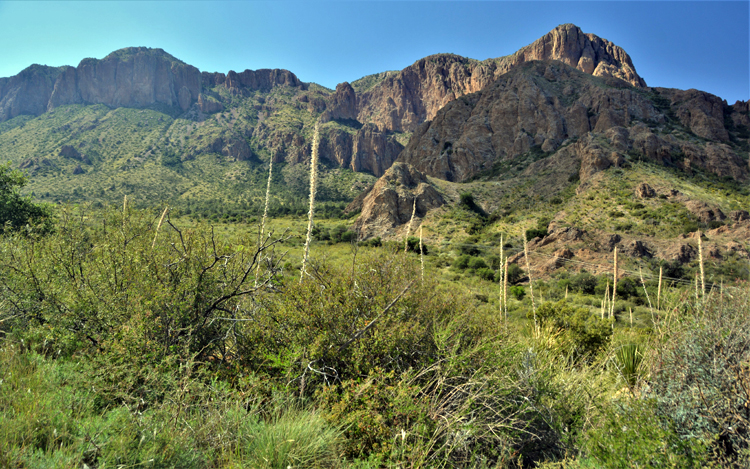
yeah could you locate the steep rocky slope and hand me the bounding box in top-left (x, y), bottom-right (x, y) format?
top-left (355, 23), bottom-right (646, 134)
top-left (1, 24), bottom-right (652, 180)
top-left (398, 61), bottom-right (748, 183)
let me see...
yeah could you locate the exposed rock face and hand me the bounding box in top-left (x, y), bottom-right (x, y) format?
top-left (667, 243), bottom-right (697, 263)
top-left (356, 23), bottom-right (646, 133)
top-left (315, 124), bottom-right (404, 177)
top-left (729, 210), bottom-right (750, 222)
top-left (353, 163), bottom-right (445, 240)
top-left (685, 200), bottom-right (726, 223)
top-left (59, 145), bottom-right (82, 160)
top-left (224, 68), bottom-right (304, 94)
top-left (1, 48), bottom-right (201, 119)
top-left (398, 61), bottom-right (748, 183)
top-left (197, 93), bottom-right (223, 114)
top-left (351, 124), bottom-right (403, 176)
top-left (73, 48), bottom-right (200, 111)
top-left (655, 88), bottom-right (729, 142)
top-left (508, 23), bottom-right (646, 87)
top-left (321, 82), bottom-right (357, 122)
top-left (0, 64), bottom-right (62, 121)
top-left (221, 137), bottom-right (253, 161)
top-left (635, 182), bottom-right (656, 198)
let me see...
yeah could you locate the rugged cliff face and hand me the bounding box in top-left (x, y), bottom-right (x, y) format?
top-left (352, 162), bottom-right (445, 240)
top-left (398, 61), bottom-right (748, 183)
top-left (355, 23), bottom-right (647, 134)
top-left (0, 47), bottom-right (305, 121)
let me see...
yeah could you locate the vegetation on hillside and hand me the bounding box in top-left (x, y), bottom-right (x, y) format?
top-left (1, 203), bottom-right (748, 468)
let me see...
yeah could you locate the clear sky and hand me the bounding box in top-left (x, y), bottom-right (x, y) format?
top-left (0, 1), bottom-right (748, 103)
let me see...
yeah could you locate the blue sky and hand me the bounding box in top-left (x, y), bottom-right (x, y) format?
top-left (0, 1), bottom-right (748, 103)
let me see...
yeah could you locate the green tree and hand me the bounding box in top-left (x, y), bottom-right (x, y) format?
top-left (0, 162), bottom-right (51, 232)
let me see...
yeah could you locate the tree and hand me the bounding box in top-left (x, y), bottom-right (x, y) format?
top-left (0, 162), bottom-right (51, 232)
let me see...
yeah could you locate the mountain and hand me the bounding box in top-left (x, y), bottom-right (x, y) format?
top-left (1, 24), bottom-right (651, 181)
top-left (0, 24), bottom-right (747, 259)
top-left (354, 23), bottom-right (646, 134)
top-left (397, 61), bottom-right (747, 183)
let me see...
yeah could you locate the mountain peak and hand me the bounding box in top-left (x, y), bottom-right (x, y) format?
top-left (102, 47), bottom-right (186, 65)
top-left (509, 23), bottom-right (646, 87)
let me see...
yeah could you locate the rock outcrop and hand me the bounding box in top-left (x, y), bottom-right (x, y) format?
top-left (398, 61), bottom-right (748, 183)
top-left (1, 48), bottom-right (201, 119)
top-left (321, 82), bottom-right (357, 123)
top-left (224, 68), bottom-right (304, 94)
top-left (355, 23), bottom-right (646, 133)
top-left (0, 48), bottom-right (305, 122)
top-left (353, 163), bottom-right (445, 240)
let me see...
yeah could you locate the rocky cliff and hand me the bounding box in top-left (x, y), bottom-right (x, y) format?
top-left (0, 48), bottom-right (202, 118)
top-left (354, 23), bottom-right (646, 134)
top-left (351, 162), bottom-right (445, 240)
top-left (0, 47), bottom-right (305, 121)
top-left (398, 61), bottom-right (748, 183)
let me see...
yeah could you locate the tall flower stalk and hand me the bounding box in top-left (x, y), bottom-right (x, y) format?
top-left (151, 205), bottom-right (169, 250)
top-left (523, 234), bottom-right (536, 333)
top-left (404, 198), bottom-right (416, 254)
top-left (256, 159), bottom-right (273, 285)
top-left (419, 226), bottom-right (424, 283)
top-left (301, 123), bottom-right (320, 283)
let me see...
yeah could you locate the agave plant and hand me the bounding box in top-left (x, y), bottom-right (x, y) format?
top-left (613, 343), bottom-right (644, 391)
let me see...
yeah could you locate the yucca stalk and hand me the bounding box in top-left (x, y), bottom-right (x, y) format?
top-left (404, 198), bottom-right (416, 254)
top-left (694, 272), bottom-right (699, 302)
top-left (151, 206), bottom-right (169, 249)
top-left (611, 247), bottom-right (618, 318)
top-left (602, 280), bottom-right (610, 320)
top-left (300, 123), bottom-right (320, 283)
top-left (657, 266), bottom-right (663, 311)
top-left (639, 266), bottom-right (653, 313)
top-left (523, 234), bottom-right (536, 333)
top-left (503, 257), bottom-right (509, 322)
top-left (499, 235), bottom-right (504, 317)
top-left (256, 159), bottom-right (273, 285)
top-left (697, 231), bottom-right (705, 298)
top-left (419, 226), bottom-right (424, 283)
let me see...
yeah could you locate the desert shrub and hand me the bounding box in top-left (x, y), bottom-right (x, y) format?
top-left (0, 206), bottom-right (286, 404)
top-left (0, 162), bottom-right (52, 233)
top-left (467, 256), bottom-right (488, 270)
top-left (237, 251), bottom-right (474, 392)
top-left (585, 399), bottom-right (708, 468)
top-left (317, 368), bottom-right (431, 461)
top-left (454, 254), bottom-right (471, 269)
top-left (525, 228), bottom-right (548, 240)
top-left (507, 263), bottom-right (525, 284)
top-left (510, 285), bottom-right (526, 301)
top-left (532, 301), bottom-right (613, 359)
top-left (405, 236), bottom-right (428, 254)
top-left (476, 267), bottom-right (495, 281)
top-left (648, 290), bottom-right (750, 466)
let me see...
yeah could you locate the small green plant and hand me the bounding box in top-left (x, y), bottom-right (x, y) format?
top-left (613, 343), bottom-right (644, 390)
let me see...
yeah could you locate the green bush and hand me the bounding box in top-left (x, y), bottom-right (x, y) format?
top-left (467, 256), bottom-right (488, 270)
top-left (476, 267), bottom-right (495, 281)
top-left (586, 399), bottom-right (708, 468)
top-left (0, 162), bottom-right (52, 233)
top-left (510, 285), bottom-right (526, 300)
top-left (648, 291), bottom-right (750, 466)
top-left (532, 301), bottom-right (613, 359)
top-left (507, 263), bottom-right (525, 284)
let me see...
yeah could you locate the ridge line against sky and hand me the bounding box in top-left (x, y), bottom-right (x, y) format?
top-left (0, 1), bottom-right (748, 103)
